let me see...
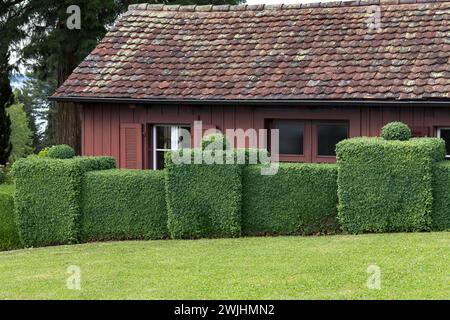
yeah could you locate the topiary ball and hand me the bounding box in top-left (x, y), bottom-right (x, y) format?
top-left (202, 133), bottom-right (230, 150)
top-left (47, 144), bottom-right (76, 159)
top-left (381, 122), bottom-right (411, 141)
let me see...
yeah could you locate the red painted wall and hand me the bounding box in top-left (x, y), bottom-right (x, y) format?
top-left (81, 103), bottom-right (450, 168)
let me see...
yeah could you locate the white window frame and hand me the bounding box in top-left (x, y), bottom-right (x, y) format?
top-left (436, 127), bottom-right (450, 158)
top-left (153, 125), bottom-right (190, 169)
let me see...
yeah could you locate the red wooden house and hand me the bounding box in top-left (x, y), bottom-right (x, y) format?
top-left (51, 1), bottom-right (450, 169)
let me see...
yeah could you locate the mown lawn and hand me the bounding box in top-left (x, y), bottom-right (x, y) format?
top-left (0, 232), bottom-right (448, 299)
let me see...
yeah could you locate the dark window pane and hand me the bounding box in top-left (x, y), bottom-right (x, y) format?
top-left (439, 129), bottom-right (450, 156)
top-left (156, 151), bottom-right (166, 170)
top-left (178, 126), bottom-right (191, 149)
top-left (156, 126), bottom-right (171, 149)
top-left (317, 123), bottom-right (348, 156)
top-left (273, 121), bottom-right (304, 155)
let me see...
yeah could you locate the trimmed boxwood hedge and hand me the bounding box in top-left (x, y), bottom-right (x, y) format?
top-left (432, 161), bottom-right (450, 231)
top-left (47, 144), bottom-right (76, 159)
top-left (12, 156), bottom-right (115, 247)
top-left (165, 150), bottom-right (242, 239)
top-left (242, 163), bottom-right (339, 236)
top-left (81, 169), bottom-right (168, 241)
top-left (8, 135), bottom-right (450, 247)
top-left (336, 137), bottom-right (445, 234)
top-left (381, 122), bottom-right (411, 141)
top-left (0, 185), bottom-right (22, 251)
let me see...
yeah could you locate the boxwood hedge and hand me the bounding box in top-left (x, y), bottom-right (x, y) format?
top-left (381, 122), bottom-right (411, 141)
top-left (165, 150), bottom-right (242, 239)
top-left (12, 156), bottom-right (115, 247)
top-left (8, 135), bottom-right (450, 247)
top-left (336, 137), bottom-right (445, 234)
top-left (432, 161), bottom-right (450, 231)
top-left (81, 169), bottom-right (168, 241)
top-left (0, 185), bottom-right (22, 251)
top-left (47, 144), bottom-right (76, 159)
top-left (242, 163), bottom-right (339, 236)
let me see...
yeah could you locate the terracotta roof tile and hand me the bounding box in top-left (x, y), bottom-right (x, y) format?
top-left (53, 0), bottom-right (450, 101)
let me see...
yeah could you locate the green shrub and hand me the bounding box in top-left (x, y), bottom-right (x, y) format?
top-left (0, 185), bottom-right (22, 251)
top-left (37, 147), bottom-right (49, 157)
top-left (7, 103), bottom-right (34, 162)
top-left (0, 164), bottom-right (13, 184)
top-left (233, 148), bottom-right (271, 166)
top-left (47, 144), bottom-right (76, 159)
top-left (0, 167), bottom-right (5, 184)
top-left (381, 122), bottom-right (411, 141)
top-left (336, 137), bottom-right (445, 234)
top-left (12, 156), bottom-right (115, 247)
top-left (81, 169), bottom-right (168, 241)
top-left (165, 150), bottom-right (242, 239)
top-left (242, 163), bottom-right (339, 236)
top-left (432, 162), bottom-right (450, 231)
top-left (0, 184), bottom-right (14, 193)
top-left (202, 133), bottom-right (230, 150)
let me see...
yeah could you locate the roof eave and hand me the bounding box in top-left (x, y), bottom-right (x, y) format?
top-left (48, 96), bottom-right (450, 107)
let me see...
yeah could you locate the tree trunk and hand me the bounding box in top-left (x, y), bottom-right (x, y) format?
top-left (55, 53), bottom-right (81, 154)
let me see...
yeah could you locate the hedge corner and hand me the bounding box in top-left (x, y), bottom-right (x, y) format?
top-left (12, 156), bottom-right (115, 247)
top-left (336, 137), bottom-right (445, 234)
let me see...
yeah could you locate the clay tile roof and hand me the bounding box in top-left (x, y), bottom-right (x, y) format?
top-left (52, 0), bottom-right (450, 102)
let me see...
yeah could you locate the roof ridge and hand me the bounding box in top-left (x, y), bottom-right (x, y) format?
top-left (128, 0), bottom-right (449, 12)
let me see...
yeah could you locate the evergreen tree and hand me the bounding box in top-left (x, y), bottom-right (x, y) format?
top-left (7, 102), bottom-right (34, 161)
top-left (21, 0), bottom-right (141, 154)
top-left (1, 0), bottom-right (30, 164)
top-left (0, 108), bottom-right (12, 165)
top-left (15, 72), bottom-right (57, 151)
top-left (0, 50), bottom-right (13, 165)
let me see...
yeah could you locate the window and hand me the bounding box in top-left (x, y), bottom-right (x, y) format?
top-left (272, 120), bottom-right (304, 155)
top-left (153, 125), bottom-right (191, 169)
top-left (437, 127), bottom-right (450, 158)
top-left (270, 120), bottom-right (348, 162)
top-left (316, 123), bottom-right (348, 156)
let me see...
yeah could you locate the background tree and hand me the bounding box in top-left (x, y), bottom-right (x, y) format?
top-left (15, 72), bottom-right (57, 151)
top-left (0, 49), bottom-right (13, 165)
top-left (1, 0), bottom-right (31, 164)
top-left (7, 102), bottom-right (34, 162)
top-left (1, 7), bottom-right (15, 165)
top-left (20, 0), bottom-right (164, 154)
top-left (20, 1), bottom-right (132, 153)
top-left (17, 0), bottom-right (241, 154)
top-left (0, 94), bottom-right (12, 166)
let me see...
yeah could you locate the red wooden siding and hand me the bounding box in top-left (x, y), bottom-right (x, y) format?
top-left (80, 103), bottom-right (450, 169)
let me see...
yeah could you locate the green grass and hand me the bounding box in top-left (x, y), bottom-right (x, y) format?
top-left (0, 232), bottom-right (448, 299)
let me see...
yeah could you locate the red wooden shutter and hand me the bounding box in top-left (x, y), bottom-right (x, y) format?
top-left (120, 123), bottom-right (143, 169)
